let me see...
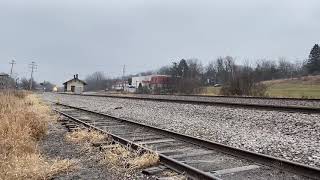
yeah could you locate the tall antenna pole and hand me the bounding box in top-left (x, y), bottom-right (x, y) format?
top-left (9, 59), bottom-right (16, 77)
top-left (29, 61), bottom-right (37, 90)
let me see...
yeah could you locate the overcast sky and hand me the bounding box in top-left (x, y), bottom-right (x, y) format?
top-left (0, 0), bottom-right (319, 85)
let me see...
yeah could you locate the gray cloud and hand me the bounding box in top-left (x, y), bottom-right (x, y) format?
top-left (0, 0), bottom-right (319, 85)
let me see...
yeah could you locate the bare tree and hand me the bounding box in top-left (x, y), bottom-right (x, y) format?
top-left (19, 78), bottom-right (38, 90)
top-left (85, 71), bottom-right (109, 91)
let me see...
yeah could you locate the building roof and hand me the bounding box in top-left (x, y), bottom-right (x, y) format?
top-left (63, 75), bottom-right (87, 85)
top-left (63, 79), bottom-right (87, 85)
top-left (0, 73), bottom-right (9, 77)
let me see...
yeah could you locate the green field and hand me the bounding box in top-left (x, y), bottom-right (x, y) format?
top-left (198, 86), bottom-right (221, 96)
top-left (199, 76), bottom-right (320, 99)
top-left (266, 83), bottom-right (320, 98)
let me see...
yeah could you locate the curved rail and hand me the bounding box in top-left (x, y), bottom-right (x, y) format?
top-left (54, 102), bottom-right (320, 179)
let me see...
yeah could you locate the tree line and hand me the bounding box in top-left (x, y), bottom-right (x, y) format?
top-left (82, 43), bottom-right (320, 95)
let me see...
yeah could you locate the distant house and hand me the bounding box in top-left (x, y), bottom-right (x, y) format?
top-left (131, 75), bottom-right (154, 88)
top-left (63, 74), bottom-right (87, 93)
top-left (112, 80), bottom-right (128, 91)
top-left (132, 75), bottom-right (172, 90)
top-left (0, 73), bottom-right (11, 89)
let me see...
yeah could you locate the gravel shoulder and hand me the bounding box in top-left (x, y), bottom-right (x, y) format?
top-left (39, 120), bottom-right (150, 179)
top-left (42, 93), bottom-right (320, 168)
top-left (85, 92), bottom-right (320, 108)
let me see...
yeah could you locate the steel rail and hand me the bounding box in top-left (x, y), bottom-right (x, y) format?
top-left (54, 102), bottom-right (320, 179)
top-left (86, 92), bottom-right (320, 101)
top-left (55, 107), bottom-right (221, 180)
top-left (57, 93), bottom-right (320, 114)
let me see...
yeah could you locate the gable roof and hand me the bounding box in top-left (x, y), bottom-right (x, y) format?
top-left (63, 78), bottom-right (87, 85)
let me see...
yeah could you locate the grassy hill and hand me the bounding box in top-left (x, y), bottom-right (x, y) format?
top-left (263, 75), bottom-right (320, 98)
top-left (199, 75), bottom-right (320, 99)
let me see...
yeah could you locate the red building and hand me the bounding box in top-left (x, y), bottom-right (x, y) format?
top-left (150, 75), bottom-right (171, 89)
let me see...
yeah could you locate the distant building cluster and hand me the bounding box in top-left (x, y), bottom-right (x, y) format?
top-left (111, 75), bottom-right (173, 93)
top-left (132, 75), bottom-right (171, 90)
top-left (60, 74), bottom-right (173, 94)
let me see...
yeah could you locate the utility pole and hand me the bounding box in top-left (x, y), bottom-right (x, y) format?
top-left (29, 61), bottom-right (37, 90)
top-left (122, 64), bottom-right (126, 91)
top-left (9, 59), bottom-right (16, 77)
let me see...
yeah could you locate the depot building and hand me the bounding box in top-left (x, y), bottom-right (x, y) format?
top-left (63, 74), bottom-right (87, 94)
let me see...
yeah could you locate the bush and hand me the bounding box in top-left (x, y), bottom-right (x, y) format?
top-left (251, 83), bottom-right (267, 96)
top-left (220, 82), bottom-right (267, 97)
top-left (136, 84), bottom-right (150, 94)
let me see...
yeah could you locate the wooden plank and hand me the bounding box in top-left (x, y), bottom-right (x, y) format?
top-left (142, 165), bottom-right (168, 175)
top-left (137, 139), bottom-right (176, 145)
top-left (212, 165), bottom-right (260, 175)
top-left (157, 175), bottom-right (185, 180)
top-left (100, 124), bottom-right (127, 128)
top-left (157, 148), bottom-right (193, 154)
top-left (131, 136), bottom-right (165, 142)
top-left (169, 150), bottom-right (214, 159)
top-left (147, 143), bottom-right (185, 150)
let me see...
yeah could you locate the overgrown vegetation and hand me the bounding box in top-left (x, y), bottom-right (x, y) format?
top-left (102, 144), bottom-right (159, 175)
top-left (136, 83), bottom-right (151, 94)
top-left (84, 71), bottom-right (114, 91)
top-left (65, 129), bottom-right (107, 144)
top-left (65, 129), bottom-right (159, 176)
top-left (0, 91), bottom-right (75, 179)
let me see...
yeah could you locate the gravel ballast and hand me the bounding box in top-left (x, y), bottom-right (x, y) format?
top-left (84, 92), bottom-right (320, 108)
top-left (43, 93), bottom-right (320, 168)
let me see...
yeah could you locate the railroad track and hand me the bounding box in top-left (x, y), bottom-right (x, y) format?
top-left (85, 93), bottom-right (320, 101)
top-left (57, 93), bottom-right (320, 114)
top-left (53, 102), bottom-right (320, 180)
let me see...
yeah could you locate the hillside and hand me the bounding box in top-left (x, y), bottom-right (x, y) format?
top-left (263, 75), bottom-right (320, 98)
top-left (200, 75), bottom-right (320, 98)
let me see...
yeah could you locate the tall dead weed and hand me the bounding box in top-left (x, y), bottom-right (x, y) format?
top-left (0, 91), bottom-right (75, 180)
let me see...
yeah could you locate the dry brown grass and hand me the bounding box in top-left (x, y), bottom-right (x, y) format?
top-left (102, 144), bottom-right (159, 175)
top-left (63, 118), bottom-right (159, 176)
top-left (65, 129), bottom-right (107, 144)
top-left (0, 91), bottom-right (75, 180)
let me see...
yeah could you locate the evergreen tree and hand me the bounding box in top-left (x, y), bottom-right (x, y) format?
top-left (306, 44), bottom-right (320, 74)
top-left (178, 59), bottom-right (189, 78)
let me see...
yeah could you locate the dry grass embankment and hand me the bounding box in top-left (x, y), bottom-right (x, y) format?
top-left (0, 91), bottom-right (75, 180)
top-left (66, 129), bottom-right (159, 175)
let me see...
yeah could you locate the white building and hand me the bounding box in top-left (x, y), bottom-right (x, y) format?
top-left (131, 75), bottom-right (153, 88)
top-left (63, 74), bottom-right (87, 94)
top-left (131, 75), bottom-right (172, 89)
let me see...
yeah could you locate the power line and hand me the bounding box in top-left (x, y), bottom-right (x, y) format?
top-left (9, 59), bottom-right (16, 77)
top-left (28, 61), bottom-right (37, 90)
